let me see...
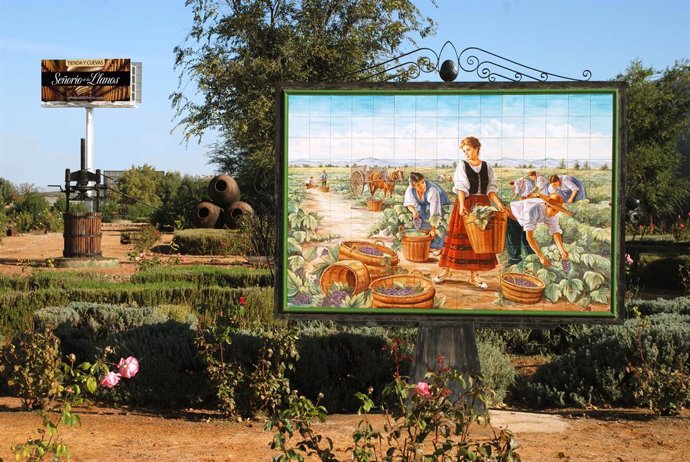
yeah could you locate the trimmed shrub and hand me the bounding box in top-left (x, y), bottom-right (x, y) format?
top-left (173, 229), bottom-right (244, 255)
top-left (510, 312), bottom-right (690, 411)
top-left (636, 254), bottom-right (690, 291)
top-left (1, 284), bottom-right (271, 337)
top-left (475, 332), bottom-right (517, 403)
top-left (101, 321), bottom-right (211, 408)
top-left (33, 303), bottom-right (209, 408)
top-left (633, 297), bottom-right (690, 316)
top-left (290, 332), bottom-right (399, 412)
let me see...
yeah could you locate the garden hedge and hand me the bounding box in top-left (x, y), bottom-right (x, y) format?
top-left (510, 305), bottom-right (690, 410)
top-left (172, 229), bottom-right (244, 255)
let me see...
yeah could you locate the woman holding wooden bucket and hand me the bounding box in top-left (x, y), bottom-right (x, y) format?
top-left (435, 136), bottom-right (505, 288)
top-left (403, 172), bottom-right (451, 256)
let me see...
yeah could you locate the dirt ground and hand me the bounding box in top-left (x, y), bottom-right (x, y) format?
top-left (0, 223), bottom-right (246, 277)
top-left (0, 397), bottom-right (688, 461)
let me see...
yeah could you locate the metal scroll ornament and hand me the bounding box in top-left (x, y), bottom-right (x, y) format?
top-left (343, 41), bottom-right (592, 83)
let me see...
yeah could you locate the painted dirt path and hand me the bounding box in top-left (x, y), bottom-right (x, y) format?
top-left (303, 188), bottom-right (607, 312)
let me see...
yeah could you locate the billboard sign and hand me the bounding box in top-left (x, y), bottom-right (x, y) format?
top-left (276, 82), bottom-right (625, 326)
top-left (41, 59), bottom-right (136, 106)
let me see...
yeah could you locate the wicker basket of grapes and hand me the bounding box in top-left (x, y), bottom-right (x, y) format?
top-left (499, 272), bottom-right (545, 304)
top-left (370, 274), bottom-right (435, 308)
top-left (319, 260), bottom-right (370, 296)
top-left (339, 240), bottom-right (399, 279)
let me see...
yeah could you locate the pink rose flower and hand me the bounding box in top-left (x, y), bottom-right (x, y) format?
top-left (100, 372), bottom-right (121, 388)
top-left (625, 254), bottom-right (633, 266)
top-left (118, 356), bottom-right (139, 379)
top-left (412, 381), bottom-right (430, 398)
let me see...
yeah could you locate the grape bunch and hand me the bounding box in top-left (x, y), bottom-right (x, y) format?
top-left (323, 289), bottom-right (353, 307)
top-left (506, 276), bottom-right (538, 288)
top-left (561, 259), bottom-right (572, 273)
top-left (376, 286), bottom-right (421, 296)
top-left (359, 246), bottom-right (384, 256)
top-left (292, 293), bottom-right (312, 305)
top-left (413, 217), bottom-right (422, 230)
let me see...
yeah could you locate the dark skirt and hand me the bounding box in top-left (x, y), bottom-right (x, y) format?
top-left (438, 195), bottom-right (498, 271)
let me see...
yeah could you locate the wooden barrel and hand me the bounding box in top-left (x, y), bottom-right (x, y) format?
top-left (319, 260), bottom-right (370, 295)
top-left (63, 212), bottom-right (102, 258)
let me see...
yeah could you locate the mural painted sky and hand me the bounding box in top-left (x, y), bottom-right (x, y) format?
top-left (288, 93), bottom-right (614, 167)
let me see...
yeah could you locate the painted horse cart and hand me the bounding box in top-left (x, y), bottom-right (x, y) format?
top-left (349, 165), bottom-right (405, 198)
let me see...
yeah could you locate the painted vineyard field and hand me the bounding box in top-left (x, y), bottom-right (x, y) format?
top-left (285, 165), bottom-right (614, 315)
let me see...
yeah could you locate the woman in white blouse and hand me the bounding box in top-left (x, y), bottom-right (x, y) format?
top-left (435, 136), bottom-right (505, 288)
top-left (548, 174), bottom-right (586, 203)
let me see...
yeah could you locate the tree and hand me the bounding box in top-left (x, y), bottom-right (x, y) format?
top-left (115, 165), bottom-right (163, 209)
top-left (172, 0), bottom-right (436, 211)
top-left (0, 177), bottom-right (18, 205)
top-left (557, 159), bottom-right (566, 169)
top-left (617, 60), bottom-right (690, 221)
top-left (152, 174), bottom-right (209, 230)
top-left (573, 160), bottom-right (581, 170)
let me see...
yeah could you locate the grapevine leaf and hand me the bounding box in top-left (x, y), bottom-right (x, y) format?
top-left (544, 283), bottom-right (562, 302)
top-left (583, 271), bottom-right (606, 291)
top-left (303, 246), bottom-right (317, 262)
top-left (288, 255), bottom-right (305, 271)
top-left (561, 279), bottom-right (584, 303)
top-left (590, 288), bottom-right (610, 304)
top-left (536, 268), bottom-right (556, 285)
top-left (287, 237), bottom-right (302, 255)
top-left (576, 296), bottom-right (592, 308)
top-left (293, 231), bottom-right (307, 244)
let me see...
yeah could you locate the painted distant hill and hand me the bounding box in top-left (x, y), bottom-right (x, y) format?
top-left (288, 157), bottom-right (610, 168)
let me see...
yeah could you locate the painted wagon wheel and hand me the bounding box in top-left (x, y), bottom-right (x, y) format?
top-left (349, 170), bottom-right (365, 196)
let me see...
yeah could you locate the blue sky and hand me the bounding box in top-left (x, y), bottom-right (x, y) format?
top-left (287, 92), bottom-right (614, 165)
top-left (0, 0), bottom-right (688, 189)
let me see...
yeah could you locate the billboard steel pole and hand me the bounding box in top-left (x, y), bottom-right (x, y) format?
top-left (85, 107), bottom-right (94, 210)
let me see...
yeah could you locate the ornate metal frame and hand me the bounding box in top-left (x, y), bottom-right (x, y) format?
top-left (339, 41), bottom-right (592, 83)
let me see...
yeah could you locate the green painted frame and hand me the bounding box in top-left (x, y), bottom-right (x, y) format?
top-left (275, 81), bottom-right (626, 327)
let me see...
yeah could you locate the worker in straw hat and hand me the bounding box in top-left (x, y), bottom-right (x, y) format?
top-left (507, 193), bottom-right (572, 267)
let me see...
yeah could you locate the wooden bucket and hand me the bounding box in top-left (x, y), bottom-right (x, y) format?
top-left (367, 198), bottom-right (382, 211)
top-left (401, 230), bottom-right (433, 262)
top-left (370, 274), bottom-right (435, 308)
top-left (463, 210), bottom-right (507, 254)
top-left (320, 186), bottom-right (330, 192)
top-left (319, 260), bottom-right (370, 295)
top-left (63, 212), bottom-right (102, 258)
top-left (338, 240), bottom-right (399, 279)
top-left (500, 272), bottom-right (545, 304)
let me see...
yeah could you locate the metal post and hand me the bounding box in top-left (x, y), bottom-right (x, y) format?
top-left (85, 107), bottom-right (94, 211)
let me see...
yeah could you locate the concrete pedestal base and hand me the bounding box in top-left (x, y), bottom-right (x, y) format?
top-left (53, 257), bottom-right (119, 268)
